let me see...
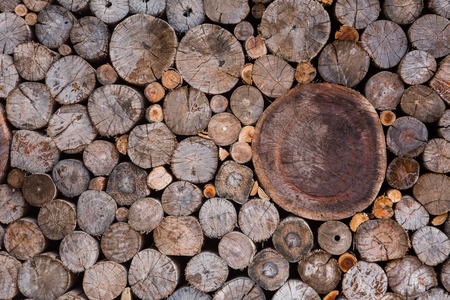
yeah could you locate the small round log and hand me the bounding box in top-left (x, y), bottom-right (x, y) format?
top-left (252, 54), bottom-right (294, 98)
top-left (161, 181), bottom-right (203, 216)
top-left (83, 261), bottom-right (127, 300)
top-left (248, 248), bottom-right (289, 291)
top-left (144, 82), bottom-right (165, 103)
top-left (215, 160), bottom-right (254, 205)
top-left (161, 69), bottom-right (182, 90)
top-left (59, 231), bottom-right (99, 273)
top-left (245, 35), bottom-right (267, 60)
top-left (199, 198), bottom-right (237, 239)
top-left (89, 0), bottom-right (128, 24)
top-left (128, 197), bottom-right (164, 233)
top-left (52, 159), bottom-right (90, 198)
top-left (318, 221), bottom-right (352, 256)
top-left (146, 104), bottom-right (164, 122)
top-left (408, 14), bottom-right (450, 58)
top-left (272, 279), bottom-right (320, 300)
top-left (431, 56), bottom-right (450, 105)
top-left (423, 138), bottom-right (450, 173)
top-left (334, 0), bottom-right (380, 29)
top-left (383, 0), bottom-right (423, 24)
top-left (238, 198), bottom-right (279, 242)
top-left (0, 252), bottom-right (21, 299)
top-left (57, 0), bottom-right (89, 12)
top-left (439, 110), bottom-right (450, 142)
top-left (115, 207), bottom-right (128, 222)
top-left (395, 195), bottom-right (429, 231)
top-left (83, 140), bottom-right (119, 176)
top-left (342, 261), bottom-right (388, 299)
top-left (0, 12), bottom-right (32, 55)
top-left (70, 16), bottom-right (109, 62)
top-left (13, 3), bottom-right (26, 16)
top-left (24, 12), bottom-right (38, 25)
top-left (35, 5), bottom-right (75, 49)
top-left (413, 173), bottom-right (450, 215)
top-left (234, 21), bottom-right (254, 41)
top-left (230, 85), bottom-right (264, 126)
top-left (412, 226), bottom-right (450, 266)
top-left (230, 142), bottom-right (252, 164)
top-left (203, 184), bottom-right (216, 199)
top-left (4, 218), bottom-right (46, 260)
top-left (96, 64), bottom-right (117, 86)
top-left (400, 85), bottom-right (445, 123)
top-left (204, 0), bottom-right (249, 24)
top-left (7, 168), bottom-right (25, 189)
top-left (166, 0), bottom-right (204, 33)
top-left (77, 190), bottom-right (117, 236)
top-left (338, 253), bottom-right (357, 273)
top-left (0, 54), bottom-right (19, 98)
top-left (38, 199), bottom-right (77, 240)
top-left (101, 222), bottom-right (142, 263)
top-left (88, 177), bottom-right (107, 191)
top-left (185, 251), bottom-right (229, 293)
top-left (147, 166), bottom-right (172, 191)
top-left (386, 116), bottom-right (428, 157)
top-left (0, 184), bottom-right (28, 224)
top-left (22, 173), bottom-right (56, 207)
top-left (380, 111), bottom-right (396, 126)
top-left (58, 44), bottom-right (72, 56)
top-left (386, 157), bottom-right (420, 190)
top-left (168, 286), bottom-right (211, 300)
top-left (295, 61), bottom-right (317, 84)
top-left (213, 277), bottom-right (265, 300)
top-left (208, 112), bottom-right (241, 147)
top-left (209, 96), bottom-right (228, 114)
top-left (398, 50), bottom-right (436, 85)
top-left (13, 41), bottom-right (59, 81)
top-left (129, 0), bottom-right (165, 16)
top-left (218, 231), bottom-right (256, 270)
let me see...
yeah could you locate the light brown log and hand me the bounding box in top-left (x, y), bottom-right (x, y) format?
top-left (4, 218), bottom-right (46, 260)
top-left (248, 248), bottom-right (289, 291)
top-left (204, 0), bottom-right (248, 24)
top-left (127, 123), bottom-right (176, 169)
top-left (208, 112), bottom-right (241, 147)
top-left (58, 44), bottom-right (72, 56)
top-left (52, 159), bottom-right (90, 198)
top-left (176, 24), bottom-right (244, 94)
top-left (168, 286), bottom-right (211, 300)
top-left (239, 126), bottom-right (255, 143)
top-left (238, 198), bottom-right (279, 242)
top-left (442, 259), bottom-right (450, 293)
top-left (338, 253), bottom-right (357, 273)
top-left (218, 231), bottom-right (256, 270)
top-left (59, 231), bottom-right (99, 273)
top-left (350, 212), bottom-right (370, 232)
top-left (408, 14), bottom-right (450, 58)
top-left (35, 5), bottom-right (75, 49)
top-left (398, 50), bottom-right (436, 85)
top-left (209, 95), bottom-right (228, 114)
top-left (13, 41), bottom-right (59, 81)
top-left (386, 157), bottom-right (420, 190)
top-left (215, 160), bottom-right (254, 204)
top-left (245, 35), bottom-right (267, 59)
top-left (166, 0), bottom-right (204, 33)
top-left (110, 14), bottom-right (176, 86)
top-left (413, 173), bottom-right (450, 215)
top-left (70, 16), bottom-right (109, 62)
top-left (431, 56), bottom-right (450, 105)
top-left (89, 0), bottom-right (128, 24)
top-left (298, 250), bottom-right (341, 294)
top-left (334, 0), bottom-right (380, 29)
top-left (318, 221), bottom-right (352, 256)
top-left (128, 248), bottom-right (179, 299)
top-left (334, 25), bottom-right (359, 42)
top-left (0, 54), bottom-right (19, 98)
top-left (219, 147), bottom-right (230, 161)
top-left (400, 85), bottom-right (445, 123)
top-left (295, 61), bottom-right (317, 84)
top-left (88, 177), bottom-right (107, 191)
top-left (272, 279), bottom-right (320, 300)
top-left (161, 180), bottom-right (203, 216)
top-left (0, 251), bottom-right (21, 299)
top-left (144, 82), bottom-right (165, 103)
top-left (128, 197), bottom-right (164, 233)
top-left (145, 104), bottom-right (163, 123)
top-left (101, 222), bottom-right (142, 263)
top-left (22, 0), bottom-right (50, 12)
top-left (129, 0), bottom-right (165, 16)
top-left (22, 173), bottom-right (56, 207)
top-left (0, 12), bottom-right (32, 55)
top-left (147, 166), bottom-right (172, 191)
top-left (96, 64), bottom-right (117, 86)
top-left (161, 69), bottom-right (182, 90)
top-left (199, 197), bottom-right (237, 239)
top-left (24, 12), bottom-right (38, 25)
top-left (380, 111), bottom-right (396, 126)
top-left (383, 0), bottom-right (423, 24)
top-left (57, 0), bottom-right (89, 12)
top-left (186, 251), bottom-right (229, 293)
top-left (385, 256), bottom-right (438, 299)
top-left (230, 85), bottom-right (264, 126)
top-left (234, 21), bottom-right (254, 41)
top-left (83, 140), bottom-right (119, 176)
top-left (0, 184), bottom-right (28, 224)
top-left (230, 142), bottom-right (252, 164)
top-left (203, 184), bottom-right (216, 199)
top-left (431, 213), bottom-right (447, 226)
top-left (342, 261), bottom-right (388, 299)
top-left (38, 199), bottom-right (77, 240)
top-left (387, 189), bottom-right (402, 203)
top-left (412, 226), bottom-right (450, 266)
top-left (213, 277), bottom-right (265, 300)
top-left (394, 195), bottom-right (429, 231)
top-left (252, 54), bottom-right (294, 98)
top-left (83, 261), bottom-right (127, 300)
top-left (115, 207), bottom-right (128, 222)
top-left (386, 116), bottom-right (428, 157)
top-left (77, 190), bottom-right (117, 236)
top-left (423, 138), bottom-right (450, 173)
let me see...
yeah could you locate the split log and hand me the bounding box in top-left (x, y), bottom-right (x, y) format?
top-left (394, 195), bottom-right (429, 231)
top-left (295, 61), bottom-right (317, 84)
top-left (431, 55), bottom-right (450, 104)
top-left (230, 142), bottom-right (252, 164)
top-left (199, 197), bottom-right (237, 239)
top-left (83, 140), bottom-right (119, 176)
top-left (176, 24), bottom-right (244, 94)
top-left (259, 0), bottom-right (330, 62)
top-left (52, 159), bottom-right (90, 198)
top-left (272, 216), bottom-right (313, 262)
top-left (101, 222), bottom-right (142, 263)
top-left (82, 261), bottom-right (127, 300)
top-left (18, 253), bottom-right (74, 300)
top-left (171, 137), bottom-right (218, 183)
top-left (234, 21), bottom-right (254, 41)
top-left (248, 248), bottom-right (289, 291)
top-left (355, 219), bottom-right (409, 262)
top-left (386, 116), bottom-right (428, 157)
top-left (7, 168), bottom-right (25, 189)
top-left (371, 195), bottom-right (395, 219)
top-left (22, 173), bottom-right (56, 207)
top-left (57, 0), bottom-right (89, 12)
top-left (96, 64), bottom-right (117, 86)
top-left (110, 14), bottom-right (176, 86)
top-left (412, 226), bottom-right (450, 266)
top-left (386, 157), bottom-right (420, 190)
top-left (0, 184), bottom-right (28, 224)
top-left (129, 0), bottom-right (165, 16)
top-left (77, 190), bottom-right (117, 236)
top-left (70, 16), bottom-right (109, 62)
top-left (59, 231), bottom-right (99, 272)
top-left (238, 198), bottom-right (279, 242)
top-left (218, 231), bottom-right (256, 270)
top-left (208, 112), bottom-right (241, 147)
top-left (47, 104), bottom-right (97, 154)
top-left (210, 95), bottom-right (228, 114)
top-left (0, 12), bottom-right (32, 55)
top-left (168, 286), bottom-right (211, 300)
top-left (245, 35), bottom-right (267, 60)
top-left (215, 161), bottom-right (253, 204)
top-left (385, 256), bottom-right (438, 299)
top-left (154, 215), bottom-right (204, 256)
top-left (0, 0), bottom-right (20, 12)
top-left (298, 250), bottom-right (341, 294)
top-left (144, 82), bottom-right (165, 103)
top-left (22, 0), bottom-right (50, 12)
top-left (89, 0), bottom-right (128, 24)
top-left (272, 279), bottom-right (320, 300)
top-left (252, 54), bottom-right (294, 98)
top-left (128, 248), bottom-right (179, 299)
top-left (318, 221), bottom-right (352, 256)
top-left (383, 0), bottom-right (423, 24)
top-left (4, 218), bottom-right (47, 260)
top-left (408, 14), bottom-right (450, 58)
top-left (318, 40), bottom-right (370, 88)
top-left (398, 50), bottom-right (436, 85)
top-left (35, 5), bottom-right (75, 49)
top-left (239, 126), bottom-right (254, 143)
top-left (185, 251), bottom-right (229, 293)
top-left (230, 85), bottom-right (264, 126)
top-left (400, 85), bottom-right (445, 123)
top-left (431, 213), bottom-right (448, 226)
top-left (0, 252), bottom-right (21, 299)
top-left (0, 54), bottom-right (19, 98)
top-left (423, 138), bottom-right (450, 173)
top-left (213, 277), bottom-right (265, 300)
top-left (106, 162), bottom-right (150, 206)
top-left (147, 166), bottom-right (172, 191)
top-left (38, 199), bottom-right (77, 240)
top-left (204, 0), bottom-right (249, 24)
top-left (13, 41), bottom-right (59, 81)
top-left (413, 173), bottom-right (450, 215)
top-left (166, 0), bottom-right (204, 33)
top-left (342, 261), bottom-right (388, 299)
top-left (128, 197), bottom-right (164, 233)
top-left (442, 259), bottom-right (450, 293)
top-left (161, 180), bottom-right (203, 216)
top-left (334, 0), bottom-right (380, 29)
top-left (163, 86), bottom-right (211, 135)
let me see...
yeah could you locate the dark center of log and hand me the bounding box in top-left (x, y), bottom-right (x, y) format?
top-left (183, 7), bottom-right (193, 17)
top-left (262, 262), bottom-right (278, 278)
top-left (285, 232), bottom-right (301, 248)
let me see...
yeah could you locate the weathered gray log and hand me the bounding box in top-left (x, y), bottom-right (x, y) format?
top-left (0, 0), bottom-right (20, 12)
top-left (129, 0), bottom-right (165, 16)
top-left (252, 54), bottom-right (294, 98)
top-left (383, 0), bottom-right (423, 24)
top-left (400, 85), bottom-right (445, 123)
top-left (185, 251), bottom-right (229, 293)
top-left (199, 197), bottom-right (237, 239)
top-left (431, 55), bottom-right (450, 105)
top-left (38, 199), bottom-right (77, 240)
top-left (101, 222), bottom-right (142, 263)
top-left (13, 41), bottom-right (59, 81)
top-left (417, 288), bottom-right (450, 300)
top-left (439, 110), bottom-right (450, 142)
top-left (4, 218), bottom-right (47, 260)
top-left (0, 251), bottom-right (21, 299)
top-left (429, 0), bottom-right (450, 18)
top-left (442, 259), bottom-right (450, 293)
top-left (0, 12), bottom-right (32, 55)
top-left (22, 173), bottom-right (56, 207)
top-left (161, 180), bottom-right (202, 216)
top-left (0, 184), bottom-right (28, 224)
top-left (394, 195), bottom-right (429, 231)
top-left (412, 226), bottom-right (450, 266)
top-left (248, 248), bottom-right (289, 291)
top-left (96, 64), bottom-right (118, 86)
top-left (423, 138), bottom-right (450, 173)
top-left (89, 0), bottom-right (128, 24)
top-left (238, 198), bottom-right (279, 242)
top-left (413, 173), bottom-right (450, 215)
top-left (57, 0), bottom-right (89, 12)
top-left (386, 116), bottom-right (428, 157)
top-left (52, 159), bottom-right (90, 198)
top-left (35, 5), bottom-right (75, 49)
top-left (208, 112), bottom-right (242, 147)
top-left (77, 190), bottom-right (117, 236)
top-left (22, 0), bottom-right (51, 12)
top-left (398, 50), bottom-right (436, 85)
top-left (0, 54), bottom-right (19, 98)
top-left (70, 16), bottom-right (109, 62)
top-left (168, 286), bottom-right (211, 300)
top-left (234, 21), bottom-right (254, 41)
top-left (213, 277), bottom-right (265, 300)
top-left (334, 0), bottom-right (380, 29)
top-left (318, 221), bottom-right (352, 256)
top-left (218, 231), bottom-right (256, 270)
top-left (83, 140), bottom-right (119, 176)
top-left (230, 85), bottom-right (264, 126)
top-left (272, 280), bottom-right (320, 300)
top-left (59, 231), bottom-right (99, 273)
top-left (82, 261), bottom-right (127, 300)
top-left (408, 14), bottom-right (450, 58)
top-left (204, 0), bottom-right (248, 24)
top-left (386, 157), bottom-right (420, 190)
top-left (166, 0), bottom-right (204, 33)
top-left (342, 261), bottom-right (388, 299)
top-left (128, 197), bottom-right (164, 233)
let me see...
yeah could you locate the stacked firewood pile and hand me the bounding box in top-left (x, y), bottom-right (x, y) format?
top-left (1, 0), bottom-right (450, 298)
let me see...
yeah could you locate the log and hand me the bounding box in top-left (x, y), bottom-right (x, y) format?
top-left (13, 41), bottom-right (59, 81)
top-left (161, 69), bottom-right (182, 90)
top-left (400, 85), bottom-right (445, 123)
top-left (439, 110), bottom-right (450, 142)
top-left (199, 197), bottom-right (237, 239)
top-left (203, 184), bottom-right (216, 199)
top-left (412, 226), bottom-right (450, 266)
top-left (70, 16), bottom-right (109, 62)
top-left (248, 248), bottom-right (289, 291)
top-left (234, 21), bottom-right (254, 41)
top-left (58, 44), bottom-right (72, 56)
top-left (342, 261), bottom-right (388, 299)
top-left (0, 251), bottom-right (21, 299)
top-left (166, 0), bottom-right (204, 33)
top-left (59, 231), bottom-right (99, 273)
top-left (22, 173), bottom-right (56, 207)
top-left (96, 64), bottom-right (117, 86)
top-left (77, 190), bottom-right (117, 236)
top-left (83, 140), bottom-right (119, 176)
top-left (386, 157), bottom-right (420, 190)
top-left (230, 85), bottom-right (264, 126)
top-left (245, 35), bottom-right (267, 60)
top-left (128, 248), bottom-right (179, 299)
top-left (57, 0), bottom-right (89, 12)
top-left (176, 24), bottom-right (244, 94)
top-left (408, 14), bottom-right (450, 58)
top-left (0, 0), bottom-right (20, 12)
top-left (204, 0), bottom-right (249, 24)
top-left (18, 253), bottom-right (74, 300)
top-left (334, 25), bottom-right (359, 42)
top-left (144, 82), bottom-right (165, 103)
top-left (82, 261), bottom-right (127, 300)
top-left (394, 195), bottom-right (429, 231)
top-left (146, 104), bottom-right (165, 123)
top-left (431, 55), bottom-right (450, 104)
top-left (298, 250), bottom-right (341, 294)
top-left (88, 177), bottom-right (106, 191)
top-left (295, 61), bottom-right (317, 84)
top-left (413, 173), bottom-right (450, 215)
top-left (0, 54), bottom-right (19, 98)
top-left (334, 0), bottom-right (380, 29)
top-left (163, 86), bottom-right (211, 136)
top-left (114, 207), bottom-right (128, 223)
top-left (218, 231), bottom-right (256, 270)
top-left (230, 142), bottom-right (252, 164)
top-left (89, 0), bottom-right (128, 24)
top-left (127, 123), bottom-right (176, 169)
top-left (442, 259), bottom-right (450, 293)
top-left (318, 40), bottom-right (370, 88)
top-left (35, 5), bottom-right (75, 49)
top-left (58, 289), bottom-right (88, 300)
top-left (252, 54), bottom-right (294, 98)
top-left (0, 184), bottom-right (28, 224)
top-left (364, 71), bottom-right (404, 111)
top-left (210, 95), bottom-right (228, 114)
top-left (147, 166), bottom-right (172, 191)
top-left (52, 159), bottom-right (90, 198)
top-left (0, 12), bottom-right (32, 55)
top-left (215, 161), bottom-right (254, 204)
top-left (387, 188), bottom-right (402, 203)
top-left (338, 253), bottom-right (357, 273)
top-left (386, 116), bottom-right (428, 157)
top-left (171, 137), bottom-right (218, 183)
top-left (22, 0), bottom-right (50, 12)
top-left (317, 221), bottom-right (352, 256)
top-left (272, 279), bottom-right (320, 300)
top-left (251, 3), bottom-right (265, 19)
top-left (4, 218), bottom-right (46, 260)
top-left (431, 213), bottom-right (448, 226)
top-left (385, 256), bottom-right (438, 299)
top-left (129, 0), bottom-right (165, 16)
top-left (417, 288), bottom-right (450, 300)
top-left (0, 104), bottom-right (10, 183)
top-left (252, 83), bottom-right (386, 220)
top-left (423, 138), bottom-right (450, 173)
top-left (168, 286), bottom-right (211, 300)
top-left (161, 180), bottom-right (203, 216)
top-left (272, 216), bottom-right (313, 263)
top-left (238, 198), bottom-right (279, 242)
top-left (259, 0), bottom-right (330, 62)
top-left (38, 199), bottom-right (77, 240)
top-left (128, 197), bottom-right (164, 233)
top-left (380, 111), bottom-right (396, 126)
top-left (15, 3), bottom-right (28, 16)
top-left (185, 251), bottom-right (229, 293)
top-left (24, 12), bottom-right (38, 25)
top-left (110, 14), bottom-right (176, 86)
top-left (208, 112), bottom-right (241, 147)
top-left (154, 216), bottom-right (204, 256)
top-left (213, 277), bottom-right (265, 300)
top-left (101, 222), bottom-right (142, 263)
top-left (383, 0), bottom-right (423, 24)
top-left (398, 50), bottom-right (436, 85)
top-left (239, 126), bottom-right (255, 143)
top-left (429, 0), bottom-right (450, 18)
top-left (6, 168), bottom-right (25, 189)
top-left (355, 219), bottom-right (409, 262)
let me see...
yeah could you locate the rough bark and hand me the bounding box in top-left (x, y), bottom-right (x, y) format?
top-left (59, 231), bottom-right (99, 272)
top-left (82, 261), bottom-right (127, 300)
top-left (334, 0), bottom-right (380, 29)
top-left (185, 251), bottom-right (229, 293)
top-left (13, 41), bottom-right (59, 81)
top-left (408, 14), bottom-right (450, 58)
top-left (77, 190), bottom-right (117, 236)
top-left (38, 199), bottom-right (77, 240)
top-left (161, 180), bottom-right (203, 216)
top-left (386, 116), bottom-right (428, 157)
top-left (394, 195), bottom-right (429, 231)
top-left (70, 16), bottom-right (109, 62)
top-left (128, 197), bottom-right (164, 233)
top-left (199, 197), bottom-right (237, 239)
top-left (0, 12), bottom-right (32, 54)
